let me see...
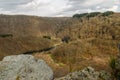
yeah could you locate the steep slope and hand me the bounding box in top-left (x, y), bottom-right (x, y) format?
top-left (57, 13), bottom-right (120, 40)
top-left (0, 15), bottom-right (69, 60)
top-left (49, 13), bottom-right (120, 77)
top-left (0, 15), bottom-right (69, 37)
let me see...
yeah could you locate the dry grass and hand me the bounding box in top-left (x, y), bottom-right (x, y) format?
top-left (50, 39), bottom-right (119, 76)
top-left (0, 37), bottom-right (53, 60)
top-left (33, 53), bottom-right (69, 78)
top-left (0, 13), bottom-right (120, 78)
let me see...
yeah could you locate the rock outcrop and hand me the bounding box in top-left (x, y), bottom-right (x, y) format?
top-left (0, 54), bottom-right (112, 80)
top-left (0, 55), bottom-right (53, 80)
top-left (54, 67), bottom-right (111, 80)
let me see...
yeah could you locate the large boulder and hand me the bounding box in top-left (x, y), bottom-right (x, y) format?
top-left (0, 55), bottom-right (53, 80)
top-left (54, 67), bottom-right (111, 80)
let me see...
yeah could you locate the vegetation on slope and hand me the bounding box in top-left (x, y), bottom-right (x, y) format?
top-left (0, 37), bottom-right (53, 60)
top-left (73, 11), bottom-right (114, 18)
top-left (0, 12), bottom-right (120, 78)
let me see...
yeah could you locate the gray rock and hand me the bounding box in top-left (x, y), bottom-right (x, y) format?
top-left (99, 71), bottom-right (111, 80)
top-left (54, 67), bottom-right (111, 80)
top-left (0, 55), bottom-right (53, 80)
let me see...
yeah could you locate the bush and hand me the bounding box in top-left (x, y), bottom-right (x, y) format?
top-left (62, 36), bottom-right (70, 43)
top-left (73, 12), bottom-right (101, 18)
top-left (43, 35), bottom-right (51, 39)
top-left (0, 34), bottom-right (13, 38)
top-left (109, 57), bottom-right (116, 79)
top-left (109, 57), bottom-right (120, 80)
top-left (73, 11), bottom-right (114, 19)
top-left (86, 12), bottom-right (101, 18)
top-left (109, 57), bottom-right (116, 70)
top-left (73, 14), bottom-right (80, 18)
top-left (102, 11), bottom-right (114, 16)
top-left (73, 13), bottom-right (88, 18)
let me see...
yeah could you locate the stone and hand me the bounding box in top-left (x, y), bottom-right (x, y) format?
top-left (99, 71), bottom-right (111, 80)
top-left (0, 55), bottom-right (53, 80)
top-left (54, 67), bottom-right (111, 80)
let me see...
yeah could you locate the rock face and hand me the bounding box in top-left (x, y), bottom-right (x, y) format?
top-left (54, 67), bottom-right (111, 80)
top-left (0, 55), bottom-right (53, 80)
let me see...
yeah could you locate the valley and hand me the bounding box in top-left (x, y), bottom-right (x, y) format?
top-left (0, 12), bottom-right (120, 78)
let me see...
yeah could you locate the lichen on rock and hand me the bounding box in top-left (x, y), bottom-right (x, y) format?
top-left (54, 67), bottom-right (111, 80)
top-left (0, 55), bottom-right (53, 80)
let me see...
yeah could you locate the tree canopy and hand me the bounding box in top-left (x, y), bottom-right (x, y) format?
top-left (73, 11), bottom-right (114, 18)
